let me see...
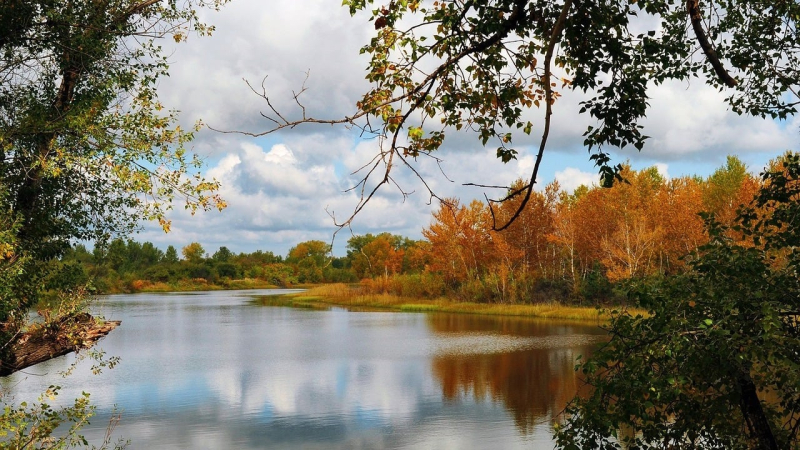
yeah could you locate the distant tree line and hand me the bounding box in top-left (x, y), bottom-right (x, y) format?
top-left (57, 155), bottom-right (770, 304)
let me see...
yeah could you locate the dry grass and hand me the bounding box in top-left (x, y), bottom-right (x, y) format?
top-left (135, 278), bottom-right (277, 293)
top-left (281, 283), bottom-right (647, 323)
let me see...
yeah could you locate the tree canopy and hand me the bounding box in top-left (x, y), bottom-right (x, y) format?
top-left (252, 0), bottom-right (800, 230)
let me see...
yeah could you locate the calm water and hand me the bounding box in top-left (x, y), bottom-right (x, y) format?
top-left (1, 290), bottom-right (606, 449)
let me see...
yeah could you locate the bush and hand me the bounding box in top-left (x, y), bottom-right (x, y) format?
top-left (216, 262), bottom-right (240, 279)
top-left (455, 278), bottom-right (496, 303)
top-left (580, 262), bottom-right (614, 303)
top-left (323, 267), bottom-right (358, 283)
top-left (531, 278), bottom-right (574, 303)
top-left (143, 264), bottom-right (179, 283)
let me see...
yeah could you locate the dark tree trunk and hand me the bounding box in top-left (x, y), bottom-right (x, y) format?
top-left (737, 368), bottom-right (779, 450)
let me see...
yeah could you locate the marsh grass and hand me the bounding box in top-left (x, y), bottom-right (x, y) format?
top-left (133, 278), bottom-right (278, 293)
top-left (282, 283), bottom-right (645, 322)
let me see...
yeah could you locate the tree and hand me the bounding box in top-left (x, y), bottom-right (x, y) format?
top-left (249, 0), bottom-right (800, 231)
top-left (1, 1), bottom-right (228, 443)
top-left (182, 242), bottom-right (206, 264)
top-left (163, 245), bottom-right (180, 264)
top-left (212, 246), bottom-right (233, 262)
top-left (0, 0), bottom-right (227, 320)
top-left (653, 176), bottom-right (707, 274)
top-left (423, 199), bottom-right (495, 284)
top-left (347, 233), bottom-right (407, 278)
top-left (555, 153), bottom-right (800, 450)
top-left (703, 155), bottom-right (759, 227)
top-left (287, 240), bottom-right (331, 266)
top-left (598, 166), bottom-right (664, 281)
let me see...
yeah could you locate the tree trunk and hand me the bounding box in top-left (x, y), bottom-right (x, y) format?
top-left (1, 313), bottom-right (120, 377)
top-left (737, 367), bottom-right (779, 450)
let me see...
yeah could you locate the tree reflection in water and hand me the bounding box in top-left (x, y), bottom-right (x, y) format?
top-left (426, 313), bottom-right (604, 434)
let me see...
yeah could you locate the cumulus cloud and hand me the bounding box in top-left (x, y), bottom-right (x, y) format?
top-left (554, 167), bottom-right (598, 193)
top-left (135, 0), bottom-right (797, 254)
top-left (634, 80), bottom-right (797, 160)
top-left (137, 138), bottom-right (437, 255)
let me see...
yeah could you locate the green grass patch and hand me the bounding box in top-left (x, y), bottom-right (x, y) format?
top-left (399, 304), bottom-right (441, 312)
top-left (273, 283), bottom-right (646, 323)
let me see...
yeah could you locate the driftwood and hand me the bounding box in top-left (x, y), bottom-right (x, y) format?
top-left (0, 313), bottom-right (120, 377)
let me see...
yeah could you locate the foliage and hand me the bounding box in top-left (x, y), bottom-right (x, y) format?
top-left (163, 246), bottom-right (180, 264)
top-left (0, 374), bottom-right (126, 449)
top-left (181, 242), bottom-right (206, 264)
top-left (0, 0), bottom-right (227, 318)
top-left (255, 0), bottom-right (800, 229)
top-left (346, 233), bottom-right (419, 278)
top-left (67, 157), bottom-right (762, 307)
top-left (212, 246), bottom-right (233, 262)
top-left (555, 152), bottom-right (800, 450)
top-left (1, 1), bottom-right (228, 447)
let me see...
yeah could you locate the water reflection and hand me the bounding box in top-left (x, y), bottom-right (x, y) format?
top-left (1, 291), bottom-right (605, 449)
top-left (426, 314), bottom-right (604, 434)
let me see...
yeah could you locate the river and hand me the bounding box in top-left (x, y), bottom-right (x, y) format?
top-left (1, 289), bottom-right (606, 449)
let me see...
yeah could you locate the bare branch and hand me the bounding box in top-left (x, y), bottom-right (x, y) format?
top-left (488, 0), bottom-right (573, 232)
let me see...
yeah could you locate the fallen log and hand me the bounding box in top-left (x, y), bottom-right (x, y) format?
top-left (1, 313), bottom-right (120, 377)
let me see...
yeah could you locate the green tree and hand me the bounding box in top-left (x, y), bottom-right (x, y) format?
top-left (104, 238), bottom-right (129, 273)
top-left (163, 245), bottom-right (180, 264)
top-left (212, 246), bottom-right (233, 262)
top-left (555, 153), bottom-right (800, 449)
top-left (0, 0), bottom-right (227, 318)
top-left (140, 242), bottom-right (165, 268)
top-left (0, 0), bottom-right (228, 444)
top-left (703, 155), bottom-right (756, 225)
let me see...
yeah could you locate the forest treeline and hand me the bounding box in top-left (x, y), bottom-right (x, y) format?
top-left (58, 156), bottom-right (763, 304)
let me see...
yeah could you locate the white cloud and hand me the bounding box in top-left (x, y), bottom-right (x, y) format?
top-left (653, 163), bottom-right (670, 180)
top-left (554, 167), bottom-right (597, 193)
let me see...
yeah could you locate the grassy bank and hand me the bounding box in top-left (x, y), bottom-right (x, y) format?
top-left (106, 277), bottom-right (281, 294)
top-left (259, 283), bottom-right (646, 322)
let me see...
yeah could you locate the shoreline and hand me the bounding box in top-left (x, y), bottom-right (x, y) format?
top-left (257, 284), bottom-right (645, 323)
top-left (99, 281), bottom-right (644, 323)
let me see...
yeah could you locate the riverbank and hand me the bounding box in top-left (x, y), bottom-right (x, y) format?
top-left (258, 283), bottom-right (645, 322)
top-left (99, 277), bottom-right (280, 294)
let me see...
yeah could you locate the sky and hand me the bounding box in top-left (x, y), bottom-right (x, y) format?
top-left (133, 0), bottom-right (800, 257)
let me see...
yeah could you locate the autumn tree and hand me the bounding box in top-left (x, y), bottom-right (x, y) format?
top-left (653, 176), bottom-right (707, 273)
top-left (598, 166), bottom-right (665, 281)
top-left (549, 189), bottom-right (582, 287)
top-left (568, 186), bottom-right (615, 282)
top-left (182, 242), bottom-right (207, 264)
top-left (286, 240), bottom-right (331, 283)
top-left (494, 180), bottom-right (559, 278)
top-left (347, 233), bottom-right (407, 278)
top-left (287, 240), bottom-right (331, 267)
